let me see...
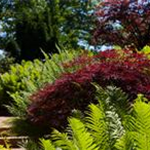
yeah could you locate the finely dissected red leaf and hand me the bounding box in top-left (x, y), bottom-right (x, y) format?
top-left (92, 0), bottom-right (150, 50)
top-left (27, 49), bottom-right (150, 130)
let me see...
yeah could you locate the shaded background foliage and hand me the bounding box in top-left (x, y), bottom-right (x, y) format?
top-left (0, 49), bottom-right (82, 116)
top-left (0, 0), bottom-right (96, 61)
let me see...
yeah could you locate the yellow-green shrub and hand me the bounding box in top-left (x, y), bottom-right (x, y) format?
top-left (0, 49), bottom-right (86, 115)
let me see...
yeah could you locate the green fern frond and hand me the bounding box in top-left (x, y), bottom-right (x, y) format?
top-left (135, 132), bottom-right (150, 150)
top-left (40, 49), bottom-right (82, 84)
top-left (40, 138), bottom-right (56, 150)
top-left (105, 109), bottom-right (124, 143)
top-left (129, 96), bottom-right (150, 150)
top-left (86, 103), bottom-right (124, 149)
top-left (95, 85), bottom-right (130, 119)
top-left (6, 91), bottom-right (30, 117)
top-left (115, 95), bottom-right (150, 150)
top-left (52, 129), bottom-right (76, 150)
top-left (130, 97), bottom-right (150, 133)
top-left (86, 85), bottom-right (127, 149)
top-left (51, 118), bottom-right (98, 150)
top-left (115, 132), bottom-right (137, 150)
top-left (85, 104), bottom-right (108, 149)
top-left (68, 118), bottom-right (98, 150)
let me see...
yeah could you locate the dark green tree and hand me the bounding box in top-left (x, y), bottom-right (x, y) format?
top-left (1, 0), bottom-right (96, 61)
top-left (12, 0), bottom-right (60, 60)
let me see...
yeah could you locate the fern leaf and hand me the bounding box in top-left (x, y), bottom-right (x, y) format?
top-left (135, 132), bottom-right (150, 150)
top-left (85, 104), bottom-right (108, 149)
top-left (52, 129), bottom-right (76, 150)
top-left (68, 118), bottom-right (98, 150)
top-left (40, 138), bottom-right (56, 150)
top-left (115, 132), bottom-right (137, 150)
top-left (86, 85), bottom-right (126, 149)
top-left (86, 103), bottom-right (124, 149)
top-left (105, 109), bottom-right (124, 144)
top-left (132, 97), bottom-right (150, 133)
top-left (128, 96), bottom-right (150, 150)
top-left (116, 95), bottom-right (150, 150)
top-left (94, 84), bottom-right (130, 119)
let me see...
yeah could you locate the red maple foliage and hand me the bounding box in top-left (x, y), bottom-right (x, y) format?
top-left (27, 49), bottom-right (150, 131)
top-left (92, 0), bottom-right (150, 50)
top-left (62, 51), bottom-right (93, 71)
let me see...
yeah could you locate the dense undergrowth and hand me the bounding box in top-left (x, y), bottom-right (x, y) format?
top-left (39, 90), bottom-right (150, 150)
top-left (1, 46), bottom-right (150, 149)
top-left (27, 47), bottom-right (150, 132)
top-left (0, 49), bottom-right (84, 113)
top-left (1, 0), bottom-right (150, 149)
top-left (23, 86), bottom-right (150, 150)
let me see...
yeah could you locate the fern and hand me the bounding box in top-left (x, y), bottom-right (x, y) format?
top-left (128, 96), bottom-right (150, 150)
top-left (23, 139), bottom-right (41, 150)
top-left (38, 49), bottom-right (82, 85)
top-left (115, 95), bottom-right (150, 150)
top-left (85, 103), bottom-right (109, 149)
top-left (115, 132), bottom-right (137, 150)
top-left (40, 139), bottom-right (56, 150)
top-left (69, 118), bottom-right (98, 150)
top-left (85, 85), bottom-right (127, 149)
top-left (50, 118), bottom-right (98, 150)
top-left (86, 102), bottom-right (124, 149)
top-left (39, 91), bottom-right (150, 150)
top-left (94, 85), bottom-right (130, 119)
top-left (6, 91), bottom-right (30, 117)
top-left (105, 109), bottom-right (124, 145)
top-left (52, 129), bottom-right (76, 150)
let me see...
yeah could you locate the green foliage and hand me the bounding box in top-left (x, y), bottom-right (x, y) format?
top-left (141, 45), bottom-right (150, 54)
top-left (40, 139), bottom-right (55, 150)
top-left (0, 145), bottom-right (10, 150)
top-left (1, 0), bottom-right (95, 60)
top-left (41, 118), bottom-right (98, 150)
top-left (0, 59), bottom-right (42, 106)
top-left (40, 87), bottom-right (150, 150)
top-left (94, 85), bottom-right (130, 119)
top-left (39, 86), bottom-right (127, 150)
top-left (6, 92), bottom-right (30, 117)
top-left (115, 95), bottom-right (150, 150)
top-left (0, 49), bottom-right (82, 115)
top-left (0, 56), bottom-right (15, 74)
top-left (85, 86), bottom-right (126, 149)
top-left (22, 139), bottom-right (41, 150)
top-left (40, 49), bottom-right (82, 85)
top-left (1, 49), bottom-right (89, 137)
top-left (141, 45), bottom-right (150, 59)
top-left (85, 103), bottom-right (108, 149)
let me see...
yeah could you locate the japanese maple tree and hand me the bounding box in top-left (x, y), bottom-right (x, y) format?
top-left (92, 0), bottom-right (150, 50)
top-left (27, 48), bottom-right (150, 131)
